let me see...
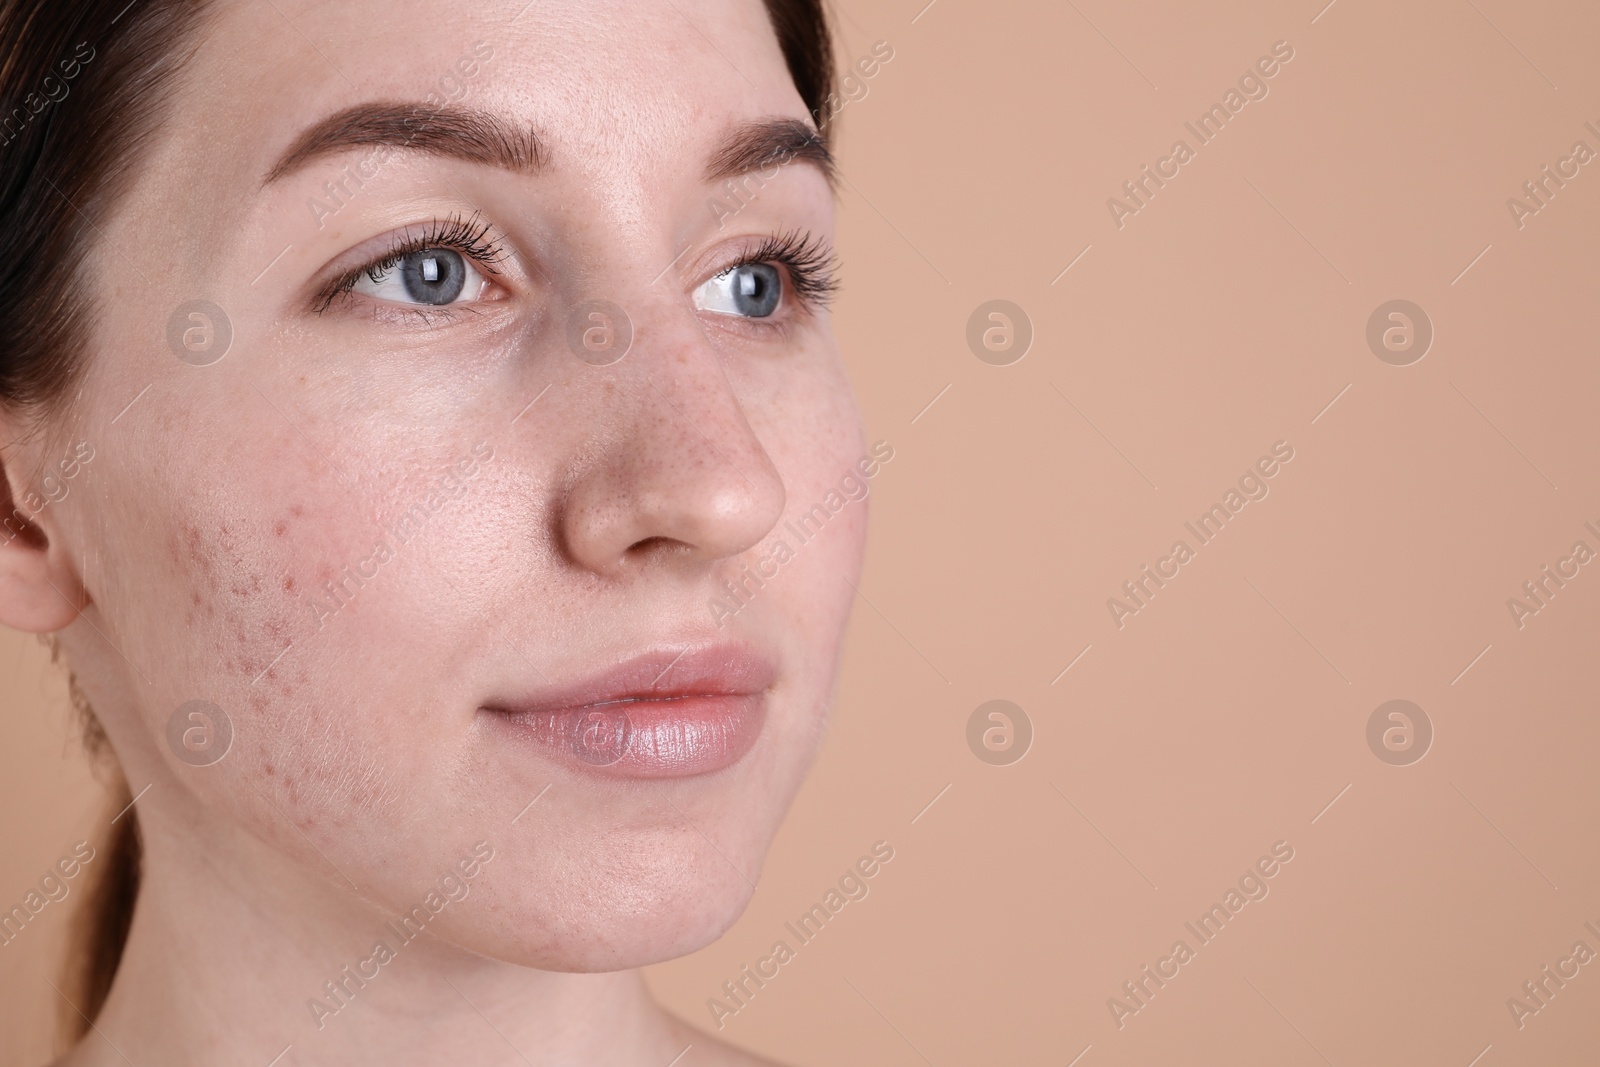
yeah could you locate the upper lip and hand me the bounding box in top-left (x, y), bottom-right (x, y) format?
top-left (483, 642), bottom-right (777, 715)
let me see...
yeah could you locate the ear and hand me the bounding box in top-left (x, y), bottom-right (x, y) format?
top-left (0, 427), bottom-right (87, 633)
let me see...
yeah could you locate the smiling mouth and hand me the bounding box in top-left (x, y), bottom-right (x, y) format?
top-left (482, 643), bottom-right (775, 779)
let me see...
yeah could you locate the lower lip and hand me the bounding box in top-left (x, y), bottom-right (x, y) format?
top-left (493, 692), bottom-right (767, 779)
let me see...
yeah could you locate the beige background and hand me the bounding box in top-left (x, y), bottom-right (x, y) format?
top-left (6, 0), bottom-right (1600, 1062)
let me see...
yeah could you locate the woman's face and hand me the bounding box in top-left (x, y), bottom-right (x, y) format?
top-left (48, 0), bottom-right (865, 969)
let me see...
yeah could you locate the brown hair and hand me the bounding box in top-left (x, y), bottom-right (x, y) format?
top-left (0, 0), bottom-right (833, 1049)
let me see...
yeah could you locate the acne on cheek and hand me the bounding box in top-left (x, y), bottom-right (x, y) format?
top-left (253, 726), bottom-right (398, 835)
top-left (168, 507), bottom-right (403, 832)
top-left (172, 515), bottom-right (300, 681)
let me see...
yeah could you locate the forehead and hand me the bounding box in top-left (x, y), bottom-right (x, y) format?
top-left (170, 0), bottom-right (803, 185)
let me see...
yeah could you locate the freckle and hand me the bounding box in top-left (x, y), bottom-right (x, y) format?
top-left (192, 592), bottom-right (202, 606)
top-left (265, 762), bottom-right (275, 776)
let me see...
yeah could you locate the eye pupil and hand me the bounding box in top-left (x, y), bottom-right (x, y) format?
top-left (401, 249), bottom-right (466, 304)
top-left (731, 263), bottom-right (780, 317)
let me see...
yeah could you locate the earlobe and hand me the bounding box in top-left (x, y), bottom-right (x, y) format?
top-left (0, 448), bottom-right (87, 633)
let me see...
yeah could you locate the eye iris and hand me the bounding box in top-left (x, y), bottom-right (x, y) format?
top-left (731, 263), bottom-right (780, 317)
top-left (399, 249), bottom-right (467, 304)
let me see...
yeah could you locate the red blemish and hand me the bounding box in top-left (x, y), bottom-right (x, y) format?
top-left (283, 575), bottom-right (296, 592)
top-left (273, 520), bottom-right (288, 537)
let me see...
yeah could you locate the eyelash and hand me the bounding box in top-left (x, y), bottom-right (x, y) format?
top-left (312, 211), bottom-right (508, 314)
top-left (311, 216), bottom-right (840, 318)
top-left (725, 229), bottom-right (840, 311)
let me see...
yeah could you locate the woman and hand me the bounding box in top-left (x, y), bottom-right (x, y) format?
top-left (0, 0), bottom-right (868, 1062)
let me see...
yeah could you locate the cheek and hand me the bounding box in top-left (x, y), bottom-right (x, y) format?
top-left (791, 502), bottom-right (867, 640)
top-left (764, 399), bottom-right (869, 647)
top-left (103, 425), bottom-right (420, 823)
top-left (154, 450), bottom-right (353, 695)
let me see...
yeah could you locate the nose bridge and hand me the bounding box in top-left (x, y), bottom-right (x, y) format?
top-left (629, 297), bottom-right (787, 520)
top-left (635, 308), bottom-right (758, 467)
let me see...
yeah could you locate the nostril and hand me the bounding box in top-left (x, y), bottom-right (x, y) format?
top-left (625, 535), bottom-right (687, 559)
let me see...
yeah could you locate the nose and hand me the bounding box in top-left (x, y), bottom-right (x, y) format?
top-left (558, 308), bottom-right (787, 577)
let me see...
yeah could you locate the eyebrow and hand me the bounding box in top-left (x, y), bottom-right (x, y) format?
top-left (263, 102), bottom-right (542, 184)
top-left (705, 118), bottom-right (835, 189)
top-left (263, 104), bottom-right (833, 191)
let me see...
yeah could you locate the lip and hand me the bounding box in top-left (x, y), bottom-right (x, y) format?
top-left (482, 643), bottom-right (776, 779)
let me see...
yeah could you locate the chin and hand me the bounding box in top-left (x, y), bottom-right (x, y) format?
top-left (423, 815), bottom-right (778, 973)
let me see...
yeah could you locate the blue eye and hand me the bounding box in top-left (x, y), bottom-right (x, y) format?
top-left (352, 248), bottom-right (488, 306)
top-left (694, 262), bottom-right (782, 318)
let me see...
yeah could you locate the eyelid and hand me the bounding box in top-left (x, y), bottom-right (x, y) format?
top-left (688, 229), bottom-right (839, 310)
top-left (310, 211), bottom-right (511, 313)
